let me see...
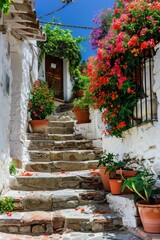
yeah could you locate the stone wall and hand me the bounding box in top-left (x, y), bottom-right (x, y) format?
top-left (0, 33), bottom-right (13, 194)
top-left (10, 40), bottom-right (38, 166)
top-left (103, 43), bottom-right (160, 174)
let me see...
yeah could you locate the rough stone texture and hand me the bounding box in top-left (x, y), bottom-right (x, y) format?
top-left (28, 139), bottom-right (93, 151)
top-left (0, 33), bottom-right (12, 195)
top-left (106, 194), bottom-right (140, 228)
top-left (32, 224), bottom-right (46, 234)
top-left (27, 133), bottom-right (82, 141)
top-left (25, 160), bottom-right (98, 172)
top-left (19, 226), bottom-right (31, 233)
top-left (29, 149), bottom-right (101, 162)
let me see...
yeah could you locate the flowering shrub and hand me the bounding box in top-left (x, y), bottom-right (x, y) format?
top-left (28, 80), bottom-right (55, 120)
top-left (90, 8), bottom-right (113, 49)
top-left (88, 0), bottom-right (160, 137)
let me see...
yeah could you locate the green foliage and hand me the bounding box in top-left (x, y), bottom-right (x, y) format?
top-left (0, 197), bottom-right (15, 214)
top-left (122, 170), bottom-right (157, 204)
top-left (72, 69), bottom-right (90, 93)
top-left (97, 152), bottom-right (117, 167)
top-left (9, 162), bottom-right (16, 175)
top-left (0, 0), bottom-right (12, 14)
top-left (28, 80), bottom-right (55, 120)
top-left (39, 25), bottom-right (85, 74)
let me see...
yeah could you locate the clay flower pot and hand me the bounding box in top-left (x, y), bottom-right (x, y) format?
top-left (116, 169), bottom-right (137, 178)
top-left (109, 179), bottom-right (123, 195)
top-left (99, 166), bottom-right (110, 191)
top-left (72, 107), bottom-right (91, 124)
top-left (136, 200), bottom-right (160, 233)
top-left (29, 119), bottom-right (49, 133)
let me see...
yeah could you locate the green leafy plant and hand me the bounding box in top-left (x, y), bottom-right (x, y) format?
top-left (39, 25), bottom-right (85, 74)
top-left (28, 80), bottom-right (55, 120)
top-left (0, 197), bottom-right (15, 214)
top-left (9, 161), bottom-right (16, 175)
top-left (72, 69), bottom-right (90, 93)
top-left (122, 170), bottom-right (157, 204)
top-left (97, 152), bottom-right (117, 167)
top-left (106, 161), bottom-right (125, 176)
top-left (0, 0), bottom-right (12, 14)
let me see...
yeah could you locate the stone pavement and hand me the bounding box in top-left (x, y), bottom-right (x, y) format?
top-left (0, 113), bottom-right (143, 239)
top-left (0, 231), bottom-right (141, 240)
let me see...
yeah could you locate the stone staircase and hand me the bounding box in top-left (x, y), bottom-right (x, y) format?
top-left (0, 114), bottom-right (131, 239)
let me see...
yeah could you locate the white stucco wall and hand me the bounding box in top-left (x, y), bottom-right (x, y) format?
top-left (0, 33), bottom-right (13, 194)
top-left (63, 59), bottom-right (73, 102)
top-left (10, 39), bottom-right (38, 164)
top-left (74, 109), bottom-right (105, 148)
top-left (102, 43), bottom-right (160, 175)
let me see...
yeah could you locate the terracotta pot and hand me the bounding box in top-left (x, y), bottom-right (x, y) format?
top-left (29, 119), bottom-right (49, 133)
top-left (76, 90), bottom-right (84, 98)
top-left (136, 200), bottom-right (160, 233)
top-left (116, 169), bottom-right (137, 178)
top-left (73, 107), bottom-right (91, 124)
top-left (109, 179), bottom-right (123, 195)
top-left (99, 166), bottom-right (110, 191)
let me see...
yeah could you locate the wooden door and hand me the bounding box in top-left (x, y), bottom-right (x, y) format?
top-left (45, 55), bottom-right (63, 100)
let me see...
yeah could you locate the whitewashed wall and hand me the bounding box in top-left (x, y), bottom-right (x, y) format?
top-left (0, 33), bottom-right (13, 194)
top-left (63, 59), bottom-right (73, 102)
top-left (10, 40), bottom-right (38, 165)
top-left (103, 43), bottom-right (160, 174)
top-left (74, 109), bottom-right (105, 148)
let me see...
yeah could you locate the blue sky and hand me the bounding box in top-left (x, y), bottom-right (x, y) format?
top-left (35, 0), bottom-right (114, 61)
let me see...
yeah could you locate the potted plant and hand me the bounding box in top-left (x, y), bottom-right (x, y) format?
top-left (122, 170), bottom-right (160, 233)
top-left (97, 152), bottom-right (121, 191)
top-left (73, 82), bottom-right (93, 124)
top-left (28, 80), bottom-right (55, 133)
top-left (72, 69), bottom-right (90, 98)
top-left (106, 160), bottom-right (126, 195)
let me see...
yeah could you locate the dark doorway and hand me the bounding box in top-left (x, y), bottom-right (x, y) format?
top-left (45, 55), bottom-right (63, 100)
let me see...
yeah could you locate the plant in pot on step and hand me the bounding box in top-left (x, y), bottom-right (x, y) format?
top-left (72, 68), bottom-right (90, 98)
top-left (97, 152), bottom-right (121, 192)
top-left (73, 83), bottom-right (93, 124)
top-left (28, 80), bottom-right (55, 133)
top-left (106, 160), bottom-right (126, 195)
top-left (122, 169), bottom-right (160, 233)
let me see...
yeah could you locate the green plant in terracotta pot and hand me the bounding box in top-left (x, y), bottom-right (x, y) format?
top-left (106, 160), bottom-right (126, 195)
top-left (72, 69), bottom-right (90, 98)
top-left (122, 169), bottom-right (160, 233)
top-left (97, 152), bottom-right (120, 191)
top-left (28, 80), bottom-right (55, 133)
top-left (73, 83), bottom-right (93, 124)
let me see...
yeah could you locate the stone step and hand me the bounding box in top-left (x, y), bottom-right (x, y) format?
top-left (48, 121), bottom-right (74, 128)
top-left (29, 149), bottom-right (102, 162)
top-left (47, 126), bottom-right (74, 134)
top-left (9, 170), bottom-right (102, 191)
top-left (0, 204), bottom-right (123, 234)
top-left (25, 160), bottom-right (99, 172)
top-left (27, 133), bottom-right (83, 141)
top-left (28, 139), bottom-right (93, 151)
top-left (4, 189), bottom-right (106, 211)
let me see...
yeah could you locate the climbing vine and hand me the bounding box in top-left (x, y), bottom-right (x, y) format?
top-left (0, 0), bottom-right (12, 14)
top-left (39, 25), bottom-right (85, 74)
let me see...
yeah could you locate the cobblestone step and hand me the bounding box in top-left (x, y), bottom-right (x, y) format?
top-left (4, 189), bottom-right (106, 211)
top-left (9, 170), bottom-right (102, 191)
top-left (29, 149), bottom-right (102, 162)
top-left (27, 133), bottom-right (83, 141)
top-left (0, 230), bottom-right (141, 240)
top-left (28, 139), bottom-right (93, 151)
top-left (0, 204), bottom-right (123, 235)
top-left (48, 121), bottom-right (74, 128)
top-left (25, 160), bottom-right (99, 172)
top-left (47, 126), bottom-right (74, 134)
